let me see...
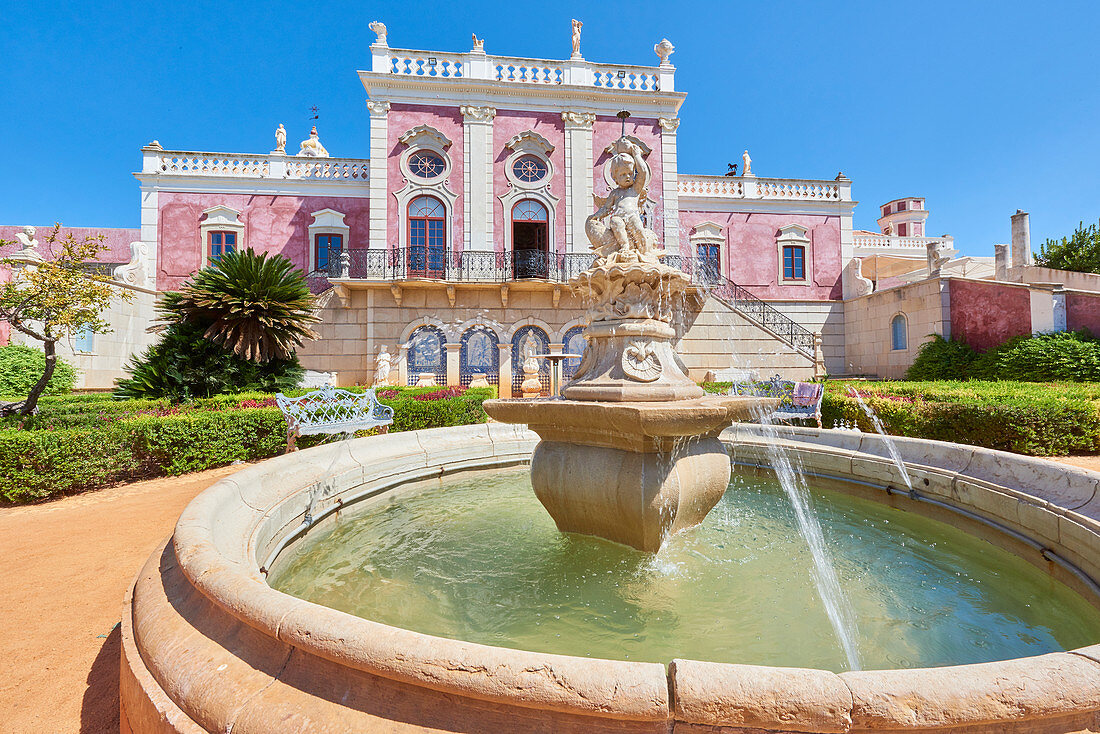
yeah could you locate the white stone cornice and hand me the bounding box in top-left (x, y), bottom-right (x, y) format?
top-left (561, 111), bottom-right (596, 129)
top-left (505, 130), bottom-right (555, 156)
top-left (397, 124), bottom-right (452, 149)
top-left (658, 117), bottom-right (680, 132)
top-left (366, 99), bottom-right (391, 116)
top-left (459, 105), bottom-right (496, 123)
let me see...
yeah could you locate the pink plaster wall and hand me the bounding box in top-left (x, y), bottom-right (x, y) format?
top-left (156, 193), bottom-right (370, 291)
top-left (0, 263), bottom-right (9, 345)
top-left (948, 279), bottom-right (1032, 352)
top-left (492, 110), bottom-right (567, 254)
top-left (592, 116), bottom-right (664, 239)
top-left (1066, 292), bottom-right (1100, 335)
top-left (0, 225), bottom-right (139, 263)
top-left (677, 210), bottom-right (843, 300)
top-left (387, 104), bottom-right (464, 252)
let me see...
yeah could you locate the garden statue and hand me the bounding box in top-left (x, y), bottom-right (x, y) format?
top-left (570, 19), bottom-right (583, 58)
top-left (521, 338), bottom-right (542, 398)
top-left (298, 126), bottom-right (329, 158)
top-left (927, 239), bottom-right (956, 277)
top-left (369, 20), bottom-right (387, 46)
top-left (742, 149), bottom-right (753, 177)
top-left (13, 226), bottom-right (39, 257)
top-left (585, 138), bottom-right (660, 263)
top-left (274, 124), bottom-right (286, 153)
top-left (373, 345), bottom-right (394, 387)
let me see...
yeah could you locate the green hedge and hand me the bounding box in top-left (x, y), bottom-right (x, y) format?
top-left (0, 345), bottom-right (76, 397)
top-left (0, 386), bottom-right (495, 503)
top-left (906, 331), bottom-right (1100, 382)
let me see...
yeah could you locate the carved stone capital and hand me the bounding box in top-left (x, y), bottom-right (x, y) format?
top-left (561, 111), bottom-right (596, 129)
top-left (366, 100), bottom-right (391, 116)
top-left (460, 105), bottom-right (496, 123)
top-left (658, 117), bottom-right (681, 132)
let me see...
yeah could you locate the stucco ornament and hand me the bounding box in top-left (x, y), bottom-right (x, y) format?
top-left (654, 38), bottom-right (675, 64)
top-left (113, 241), bottom-right (150, 288)
top-left (927, 239), bottom-right (956, 277)
top-left (847, 258), bottom-right (874, 297)
top-left (373, 345), bottom-right (394, 387)
top-left (570, 19), bottom-right (583, 58)
top-left (369, 20), bottom-right (387, 46)
top-left (622, 340), bottom-right (662, 382)
top-left (298, 126), bottom-right (329, 157)
top-left (274, 124), bottom-right (286, 153)
top-left (741, 149), bottom-right (753, 177)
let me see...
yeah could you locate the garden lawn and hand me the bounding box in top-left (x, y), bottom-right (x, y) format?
top-left (0, 385), bottom-right (494, 504)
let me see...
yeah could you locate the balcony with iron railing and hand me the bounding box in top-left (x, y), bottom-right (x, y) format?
top-left (310, 247), bottom-right (816, 357)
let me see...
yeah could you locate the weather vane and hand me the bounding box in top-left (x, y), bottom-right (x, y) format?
top-left (309, 106), bottom-right (320, 121)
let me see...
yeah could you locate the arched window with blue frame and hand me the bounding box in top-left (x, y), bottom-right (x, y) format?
top-left (460, 326), bottom-right (500, 386)
top-left (891, 314), bottom-right (908, 351)
top-left (511, 325), bottom-right (550, 394)
top-left (561, 325), bottom-right (587, 381)
top-left (406, 325), bottom-right (447, 385)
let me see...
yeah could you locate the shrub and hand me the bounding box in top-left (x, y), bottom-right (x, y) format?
top-left (906, 331), bottom-right (1100, 383)
top-left (0, 386), bottom-right (494, 503)
top-left (0, 345), bottom-right (76, 398)
top-left (115, 322), bottom-right (303, 400)
top-left (905, 335), bottom-right (980, 381)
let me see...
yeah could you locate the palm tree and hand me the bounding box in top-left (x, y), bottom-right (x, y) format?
top-left (161, 249), bottom-right (320, 362)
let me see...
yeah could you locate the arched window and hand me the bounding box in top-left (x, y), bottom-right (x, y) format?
top-left (407, 325), bottom-right (446, 386)
top-left (562, 326), bottom-right (587, 381)
top-left (460, 326), bottom-right (500, 386)
top-left (511, 325), bottom-right (550, 395)
top-left (891, 314), bottom-right (908, 351)
top-left (512, 200), bottom-right (549, 279)
top-left (408, 195), bottom-right (446, 278)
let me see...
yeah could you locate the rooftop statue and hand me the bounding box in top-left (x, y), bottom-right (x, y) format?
top-left (654, 38), bottom-right (675, 64)
top-left (471, 33), bottom-right (484, 52)
top-left (369, 21), bottom-right (387, 46)
top-left (570, 19), bottom-right (583, 58)
top-left (274, 123), bottom-right (286, 153)
top-left (298, 126), bottom-right (329, 158)
top-left (742, 149), bottom-right (753, 177)
top-left (585, 138), bottom-right (660, 265)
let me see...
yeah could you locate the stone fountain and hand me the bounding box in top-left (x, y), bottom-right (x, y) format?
top-left (485, 131), bottom-right (768, 551)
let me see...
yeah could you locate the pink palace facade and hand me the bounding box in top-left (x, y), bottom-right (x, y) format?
top-left (127, 25), bottom-right (861, 393)
top-left (24, 23), bottom-right (1091, 390)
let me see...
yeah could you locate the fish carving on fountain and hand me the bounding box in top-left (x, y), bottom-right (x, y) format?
top-left (484, 121), bottom-right (772, 552)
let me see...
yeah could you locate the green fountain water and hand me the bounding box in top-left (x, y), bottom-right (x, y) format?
top-left (270, 466), bottom-right (1100, 672)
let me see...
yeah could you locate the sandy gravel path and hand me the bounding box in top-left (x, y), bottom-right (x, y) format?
top-left (0, 464), bottom-right (246, 734)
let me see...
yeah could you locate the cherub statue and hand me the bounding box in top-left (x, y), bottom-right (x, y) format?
top-left (14, 226), bottom-right (38, 254)
top-left (571, 19), bottom-right (583, 57)
top-left (369, 21), bottom-right (387, 46)
top-left (298, 126), bottom-right (329, 157)
top-left (274, 123), bottom-right (286, 153)
top-left (585, 138), bottom-right (660, 261)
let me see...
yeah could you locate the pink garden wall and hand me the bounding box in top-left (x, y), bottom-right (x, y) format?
top-left (677, 211), bottom-right (843, 300)
top-left (948, 279), bottom-right (1032, 352)
top-left (156, 193), bottom-right (370, 291)
top-left (0, 225), bottom-right (140, 263)
top-left (1066, 291), bottom-right (1100, 335)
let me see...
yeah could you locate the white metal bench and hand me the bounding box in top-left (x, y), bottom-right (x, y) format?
top-left (276, 385), bottom-right (394, 452)
top-left (729, 375), bottom-right (824, 428)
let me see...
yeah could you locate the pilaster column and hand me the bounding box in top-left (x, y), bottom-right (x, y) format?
top-left (497, 342), bottom-right (513, 398)
top-left (397, 343), bottom-right (409, 386)
top-left (460, 105), bottom-right (496, 252)
top-left (367, 100), bottom-right (391, 251)
top-left (562, 111), bottom-right (595, 254)
top-left (658, 117), bottom-right (681, 253)
top-left (445, 342), bottom-right (461, 386)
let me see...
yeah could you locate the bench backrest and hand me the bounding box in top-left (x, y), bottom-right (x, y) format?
top-left (730, 375), bottom-right (821, 413)
top-left (276, 385), bottom-right (388, 428)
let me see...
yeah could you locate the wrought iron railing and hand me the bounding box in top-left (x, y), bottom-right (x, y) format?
top-left (309, 247), bottom-right (816, 357)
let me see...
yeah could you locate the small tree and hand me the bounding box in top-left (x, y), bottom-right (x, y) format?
top-left (1036, 221), bottom-right (1100, 273)
top-left (0, 225), bottom-right (127, 416)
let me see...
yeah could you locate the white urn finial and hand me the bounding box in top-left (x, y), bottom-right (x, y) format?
top-left (654, 38), bottom-right (675, 65)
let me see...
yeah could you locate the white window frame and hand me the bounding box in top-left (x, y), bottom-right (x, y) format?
top-left (199, 206), bottom-right (244, 268)
top-left (307, 209), bottom-right (350, 274)
top-left (776, 223), bottom-right (812, 286)
top-left (500, 130), bottom-right (559, 257)
top-left (395, 125), bottom-right (458, 256)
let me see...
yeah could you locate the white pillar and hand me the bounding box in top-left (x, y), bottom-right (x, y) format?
top-left (658, 117), bottom-right (681, 252)
top-left (562, 111), bottom-right (595, 254)
top-left (497, 342), bottom-right (513, 398)
top-left (835, 173), bottom-right (856, 299)
top-left (1011, 209), bottom-right (1032, 268)
top-left (367, 100), bottom-right (391, 251)
top-left (460, 105), bottom-right (496, 252)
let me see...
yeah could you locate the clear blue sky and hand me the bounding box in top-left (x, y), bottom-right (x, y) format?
top-left (2, 0), bottom-right (1097, 256)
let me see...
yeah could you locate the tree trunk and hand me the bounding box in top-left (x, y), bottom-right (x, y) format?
top-left (20, 337), bottom-right (57, 416)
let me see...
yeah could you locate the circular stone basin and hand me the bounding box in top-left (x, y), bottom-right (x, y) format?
top-left (121, 424), bottom-right (1100, 733)
top-left (269, 466), bottom-right (1100, 672)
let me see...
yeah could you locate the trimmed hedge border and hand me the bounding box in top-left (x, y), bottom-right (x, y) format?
top-left (704, 380), bottom-right (1100, 457)
top-left (0, 386), bottom-right (494, 504)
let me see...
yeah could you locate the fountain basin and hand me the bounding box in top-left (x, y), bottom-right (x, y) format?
top-left (121, 424), bottom-right (1100, 733)
top-left (485, 395), bottom-right (768, 551)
